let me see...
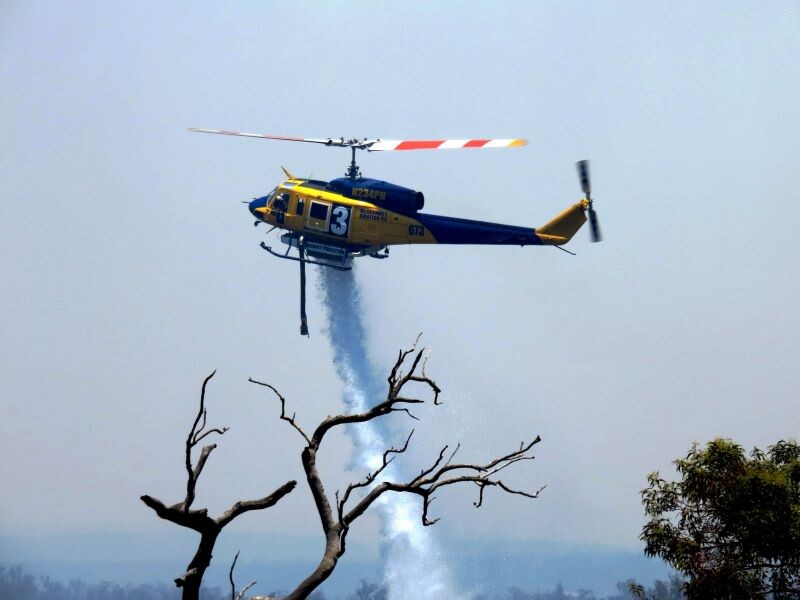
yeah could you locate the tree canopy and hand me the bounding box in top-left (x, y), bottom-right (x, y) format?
top-left (640, 438), bottom-right (800, 599)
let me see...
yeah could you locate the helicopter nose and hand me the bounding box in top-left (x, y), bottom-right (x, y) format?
top-left (248, 196), bottom-right (267, 217)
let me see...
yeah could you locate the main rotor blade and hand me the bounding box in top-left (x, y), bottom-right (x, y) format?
top-left (189, 128), bottom-right (340, 146)
top-left (368, 138), bottom-right (527, 152)
top-left (189, 129), bottom-right (528, 152)
top-left (576, 160), bottom-right (591, 197)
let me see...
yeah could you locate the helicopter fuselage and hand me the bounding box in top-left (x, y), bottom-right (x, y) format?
top-left (249, 176), bottom-right (585, 256)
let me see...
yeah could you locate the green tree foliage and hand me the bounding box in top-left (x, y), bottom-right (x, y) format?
top-left (640, 438), bottom-right (800, 599)
top-left (624, 575), bottom-right (684, 600)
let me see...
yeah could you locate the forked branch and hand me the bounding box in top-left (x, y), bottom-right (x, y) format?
top-left (184, 371), bottom-right (229, 511)
top-left (342, 435), bottom-right (544, 527)
top-left (337, 429), bottom-right (415, 522)
top-left (310, 346), bottom-right (442, 447)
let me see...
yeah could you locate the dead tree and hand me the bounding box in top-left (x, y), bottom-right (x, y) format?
top-left (141, 371), bottom-right (297, 600)
top-left (249, 342), bottom-right (543, 600)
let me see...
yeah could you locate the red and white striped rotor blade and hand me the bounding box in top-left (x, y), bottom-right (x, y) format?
top-left (368, 138), bottom-right (527, 152)
top-left (189, 128), bottom-right (334, 146)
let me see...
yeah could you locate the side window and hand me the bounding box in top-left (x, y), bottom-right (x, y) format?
top-left (309, 202), bottom-right (329, 220)
top-left (296, 197), bottom-right (305, 216)
top-left (307, 201), bottom-right (331, 232)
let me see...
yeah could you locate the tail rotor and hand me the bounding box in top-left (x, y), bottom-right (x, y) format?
top-left (576, 160), bottom-right (602, 243)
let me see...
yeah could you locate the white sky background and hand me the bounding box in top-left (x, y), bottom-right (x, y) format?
top-left (1, 0), bottom-right (799, 569)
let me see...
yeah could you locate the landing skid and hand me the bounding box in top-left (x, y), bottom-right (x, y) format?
top-left (260, 242), bottom-right (352, 272)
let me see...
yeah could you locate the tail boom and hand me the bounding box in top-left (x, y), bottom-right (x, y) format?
top-left (414, 213), bottom-right (543, 245)
top-left (408, 199), bottom-right (588, 247)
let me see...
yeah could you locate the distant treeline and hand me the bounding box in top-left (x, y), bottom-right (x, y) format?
top-left (479, 579), bottom-right (684, 600)
top-left (0, 566), bottom-right (221, 600)
top-left (0, 565), bottom-right (684, 600)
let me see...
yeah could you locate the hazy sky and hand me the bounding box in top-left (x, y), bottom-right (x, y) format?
top-left (2, 0), bottom-right (799, 584)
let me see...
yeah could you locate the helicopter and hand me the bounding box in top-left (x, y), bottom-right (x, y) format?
top-left (190, 128), bottom-right (602, 336)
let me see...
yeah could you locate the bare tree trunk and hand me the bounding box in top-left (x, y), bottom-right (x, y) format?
top-left (178, 528), bottom-right (220, 600)
top-left (283, 535), bottom-right (341, 600)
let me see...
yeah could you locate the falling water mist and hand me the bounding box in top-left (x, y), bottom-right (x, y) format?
top-left (317, 267), bottom-right (462, 600)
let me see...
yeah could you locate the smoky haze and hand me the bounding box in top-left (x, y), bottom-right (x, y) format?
top-left (1, 0), bottom-right (799, 595)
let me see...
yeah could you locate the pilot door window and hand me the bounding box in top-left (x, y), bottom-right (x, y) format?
top-left (271, 192), bottom-right (290, 224)
top-left (307, 201), bottom-right (330, 232)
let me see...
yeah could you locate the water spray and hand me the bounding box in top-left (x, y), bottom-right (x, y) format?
top-left (318, 267), bottom-right (462, 600)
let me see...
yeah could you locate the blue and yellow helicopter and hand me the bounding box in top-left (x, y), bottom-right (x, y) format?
top-left (191, 128), bottom-right (601, 335)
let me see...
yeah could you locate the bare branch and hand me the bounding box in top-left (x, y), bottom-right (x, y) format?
top-left (191, 444), bottom-right (217, 482)
top-left (308, 346), bottom-right (441, 448)
top-left (337, 430), bottom-right (414, 519)
top-left (387, 334), bottom-right (422, 386)
top-left (194, 409), bottom-right (208, 443)
top-left (422, 494), bottom-right (440, 526)
top-left (389, 347), bottom-right (442, 406)
top-left (342, 436), bottom-right (543, 528)
top-left (391, 397), bottom-right (426, 405)
top-left (444, 443), bottom-right (461, 468)
top-left (175, 568), bottom-right (200, 589)
top-left (217, 480), bottom-right (298, 528)
top-left (194, 427), bottom-right (229, 444)
top-left (229, 550), bottom-right (240, 600)
top-left (392, 407), bottom-right (420, 420)
top-left (140, 494), bottom-right (214, 533)
top-left (249, 377), bottom-right (311, 445)
top-left (418, 436), bottom-right (542, 484)
top-left (473, 479), bottom-right (546, 508)
top-left (184, 371), bottom-right (228, 511)
top-left (236, 582), bottom-right (257, 600)
top-left (188, 372), bottom-right (215, 443)
top-left (486, 454), bottom-right (536, 477)
top-left (229, 550), bottom-right (258, 600)
top-left (417, 445), bottom-right (451, 481)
